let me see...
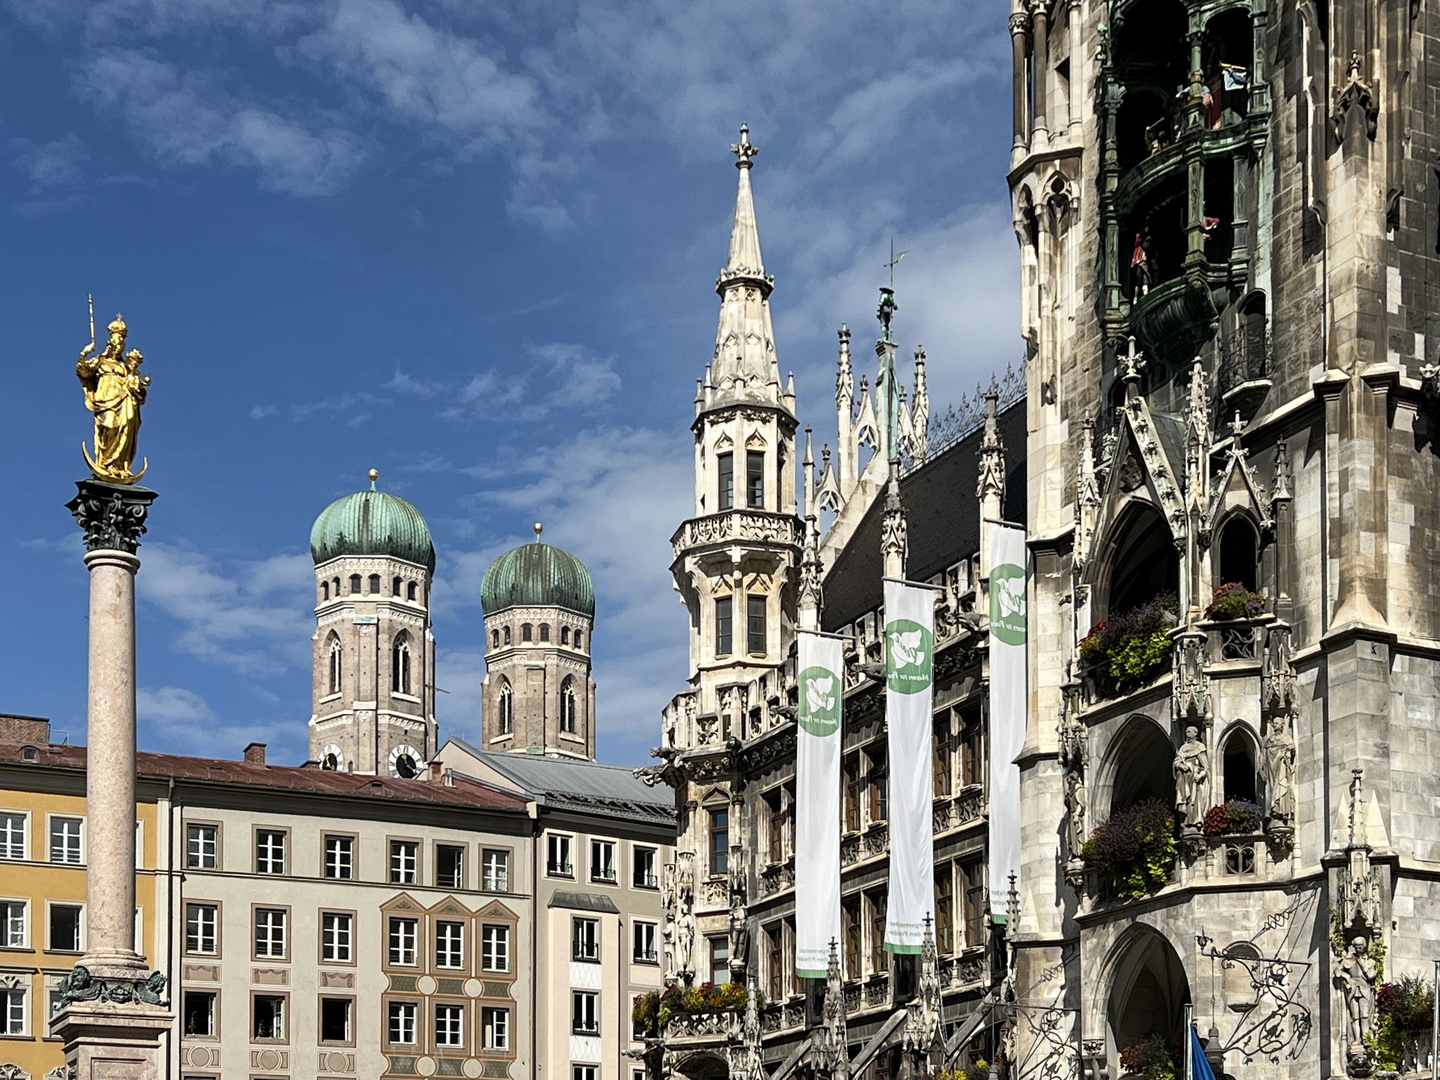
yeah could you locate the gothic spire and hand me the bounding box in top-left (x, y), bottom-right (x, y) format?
top-left (708, 125), bottom-right (788, 413)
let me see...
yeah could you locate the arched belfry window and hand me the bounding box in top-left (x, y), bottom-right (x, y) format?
top-left (561, 627), bottom-right (571, 645)
top-left (540, 624), bottom-right (550, 643)
top-left (1222, 728), bottom-right (1258, 805)
top-left (1217, 516), bottom-right (1259, 593)
top-left (492, 629), bottom-right (500, 649)
top-left (327, 633), bottom-right (343, 695)
top-left (560, 677), bottom-right (578, 735)
top-left (407, 581), bottom-right (418, 601)
top-left (522, 623), bottom-right (533, 642)
top-left (368, 573), bottom-right (381, 594)
top-left (574, 630), bottom-right (583, 650)
top-left (392, 633), bottom-right (412, 695)
top-left (503, 625), bottom-right (512, 646)
top-left (321, 581), bottom-right (329, 601)
top-left (392, 576), bottom-right (402, 596)
top-left (497, 679), bottom-right (514, 736)
top-left (349, 574), bottom-right (361, 594)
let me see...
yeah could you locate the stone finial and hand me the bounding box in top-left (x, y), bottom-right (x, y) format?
top-left (730, 123), bottom-right (758, 169)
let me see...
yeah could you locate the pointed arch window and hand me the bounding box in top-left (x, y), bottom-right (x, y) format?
top-left (392, 633), bottom-right (412, 695)
top-left (497, 679), bottom-right (514, 736)
top-left (327, 633), bottom-right (343, 696)
top-left (1217, 516), bottom-right (1260, 593)
top-left (1222, 728), bottom-right (1259, 805)
top-left (560, 677), bottom-right (578, 735)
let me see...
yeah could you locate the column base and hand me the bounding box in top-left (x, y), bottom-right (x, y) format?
top-left (53, 999), bottom-right (172, 1080)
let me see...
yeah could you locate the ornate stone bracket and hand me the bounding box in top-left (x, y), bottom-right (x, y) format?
top-left (56, 965), bottom-right (168, 1008)
top-left (1333, 52), bottom-right (1379, 144)
top-left (65, 479), bottom-right (158, 554)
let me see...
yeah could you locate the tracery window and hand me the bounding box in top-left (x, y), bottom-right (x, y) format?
top-left (327, 633), bottom-right (343, 695)
top-left (497, 679), bottom-right (513, 736)
top-left (392, 633), bottom-right (412, 695)
top-left (560, 677), bottom-right (578, 735)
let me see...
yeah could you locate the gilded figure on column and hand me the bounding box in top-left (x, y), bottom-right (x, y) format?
top-left (77, 311), bottom-right (150, 484)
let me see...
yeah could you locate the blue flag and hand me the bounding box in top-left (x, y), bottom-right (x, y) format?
top-left (1190, 1028), bottom-right (1217, 1080)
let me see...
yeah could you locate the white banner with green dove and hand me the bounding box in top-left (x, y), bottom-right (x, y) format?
top-left (988, 523), bottom-right (1027, 910)
top-left (883, 579), bottom-right (935, 953)
top-left (795, 630), bottom-right (844, 977)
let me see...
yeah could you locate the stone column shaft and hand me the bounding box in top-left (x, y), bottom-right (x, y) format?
top-left (1011, 13), bottom-right (1031, 150)
top-left (83, 549), bottom-right (145, 975)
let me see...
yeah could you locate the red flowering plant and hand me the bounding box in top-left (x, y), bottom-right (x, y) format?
top-left (1204, 582), bottom-right (1266, 621)
top-left (1201, 799), bottom-right (1264, 837)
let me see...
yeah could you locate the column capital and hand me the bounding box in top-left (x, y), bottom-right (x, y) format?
top-left (1009, 10), bottom-right (1031, 34)
top-left (66, 479), bottom-right (157, 555)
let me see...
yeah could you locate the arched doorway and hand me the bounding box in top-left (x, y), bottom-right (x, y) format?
top-left (1107, 927), bottom-right (1191, 1077)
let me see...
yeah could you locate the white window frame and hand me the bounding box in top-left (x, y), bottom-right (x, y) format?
top-left (482, 849), bottom-right (509, 892)
top-left (546, 833), bottom-right (573, 877)
top-left (632, 845), bottom-right (658, 889)
top-left (435, 1002), bottom-right (464, 1047)
top-left (573, 1068), bottom-right (598, 1080)
top-left (387, 1000), bottom-right (417, 1044)
top-left (481, 1005), bottom-right (509, 1050)
top-left (633, 920), bottom-right (658, 964)
top-left (48, 815), bottom-right (83, 865)
top-left (0, 900), bottom-right (26, 949)
top-left (0, 813), bottom-right (27, 861)
top-left (435, 920), bottom-right (465, 969)
top-left (481, 924), bottom-right (510, 972)
top-left (572, 916), bottom-right (599, 962)
top-left (255, 829), bottom-right (286, 875)
top-left (388, 917), bottom-right (418, 966)
top-left (2, 986), bottom-right (25, 1036)
top-left (186, 822), bottom-right (218, 870)
top-left (184, 903), bottom-right (217, 955)
top-left (321, 912), bottom-right (352, 963)
top-left (323, 834), bottom-right (353, 879)
top-left (48, 902), bottom-right (83, 952)
top-left (390, 840), bottom-right (418, 884)
top-left (253, 993), bottom-right (286, 1041)
top-left (590, 839), bottom-right (616, 883)
top-left (571, 990), bottom-right (599, 1035)
top-left (254, 907), bottom-right (287, 959)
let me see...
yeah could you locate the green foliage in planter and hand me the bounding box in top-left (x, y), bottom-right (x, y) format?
top-left (1201, 799), bottom-right (1264, 837)
top-left (631, 981), bottom-right (754, 1034)
top-left (1368, 975), bottom-right (1437, 1069)
top-left (1079, 593), bottom-right (1179, 698)
top-left (1080, 799), bottom-right (1178, 902)
top-left (1205, 582), bottom-right (1266, 621)
top-left (1119, 1033), bottom-right (1177, 1080)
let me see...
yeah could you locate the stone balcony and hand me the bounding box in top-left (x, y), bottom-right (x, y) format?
top-left (671, 509), bottom-right (803, 558)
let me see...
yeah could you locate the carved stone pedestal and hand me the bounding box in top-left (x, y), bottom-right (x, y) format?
top-left (52, 998), bottom-right (171, 1079)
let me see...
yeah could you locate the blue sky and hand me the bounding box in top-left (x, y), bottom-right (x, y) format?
top-left (3, 0), bottom-right (1020, 767)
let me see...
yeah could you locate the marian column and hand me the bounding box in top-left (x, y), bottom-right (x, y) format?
top-left (56, 308), bottom-right (172, 1077)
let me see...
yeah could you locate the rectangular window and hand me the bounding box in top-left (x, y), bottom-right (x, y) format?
top-left (709, 936), bottom-right (730, 984)
top-left (765, 790), bottom-right (784, 864)
top-left (320, 997), bottom-right (352, 1043)
top-left (963, 861), bottom-right (986, 949)
top-left (868, 752), bottom-right (888, 823)
top-left (182, 990), bottom-right (215, 1037)
top-left (869, 892), bottom-right (888, 972)
top-left (715, 596), bottom-right (733, 656)
top-left (843, 756), bottom-right (861, 832)
top-left (960, 713), bottom-right (983, 788)
top-left (2, 989), bottom-right (22, 1036)
top-left (321, 912), bottom-right (352, 963)
top-left (482, 849), bottom-right (510, 892)
top-left (435, 921), bottom-right (465, 969)
top-left (546, 834), bottom-right (573, 877)
top-left (574, 1068), bottom-right (598, 1080)
top-left (717, 452), bottom-right (734, 511)
top-left (324, 834), bottom-right (353, 879)
top-left (254, 908), bottom-right (287, 959)
top-left (765, 924), bottom-right (782, 1001)
top-left (0, 814), bottom-right (26, 860)
top-left (935, 868), bottom-right (954, 954)
top-left (747, 594), bottom-right (766, 654)
top-left (482, 1006), bottom-right (509, 1051)
top-left (253, 994), bottom-right (285, 1041)
top-left (436, 844), bottom-right (465, 889)
top-left (186, 823), bottom-right (217, 869)
top-left (632, 846), bottom-right (657, 889)
top-left (387, 1001), bottom-right (417, 1044)
top-left (49, 903), bottom-right (81, 952)
top-left (0, 901), bottom-right (24, 949)
top-left (255, 829), bottom-right (286, 874)
top-left (388, 917), bottom-right (418, 966)
top-left (633, 921), bottom-right (658, 963)
top-left (710, 808), bottom-right (729, 876)
top-left (435, 1003), bottom-right (463, 1047)
top-left (746, 450), bottom-right (765, 508)
top-left (590, 840), bottom-right (615, 883)
top-left (49, 816), bottom-right (82, 864)
top-left (572, 990), bottom-right (599, 1034)
top-left (933, 717), bottom-right (954, 798)
top-left (185, 903), bottom-right (217, 955)
top-left (390, 840), bottom-right (418, 884)
top-left (572, 917), bottom-right (599, 962)
top-left (481, 924), bottom-right (510, 972)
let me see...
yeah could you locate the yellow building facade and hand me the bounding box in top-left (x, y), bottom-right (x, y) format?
top-left (0, 715), bottom-right (164, 1080)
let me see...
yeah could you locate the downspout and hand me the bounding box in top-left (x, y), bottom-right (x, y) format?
top-left (165, 775), bottom-right (176, 1080)
top-left (530, 802), bottom-right (540, 1079)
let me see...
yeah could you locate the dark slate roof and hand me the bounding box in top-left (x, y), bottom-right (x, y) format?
top-left (0, 741), bottom-right (529, 813)
top-left (444, 739), bottom-right (677, 825)
top-left (822, 397), bottom-right (1028, 631)
top-left (548, 890), bottom-right (621, 913)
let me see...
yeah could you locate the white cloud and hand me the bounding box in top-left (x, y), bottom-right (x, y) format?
top-left (8, 132), bottom-right (88, 190)
top-left (136, 544), bottom-right (314, 675)
top-left (138, 685), bottom-right (303, 760)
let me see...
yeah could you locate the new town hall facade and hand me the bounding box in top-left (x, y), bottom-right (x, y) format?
top-left (640, 0), bottom-right (1440, 1073)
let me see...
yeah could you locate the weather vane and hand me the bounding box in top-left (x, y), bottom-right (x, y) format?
top-left (885, 235), bottom-right (908, 286)
top-left (76, 297), bottom-right (151, 484)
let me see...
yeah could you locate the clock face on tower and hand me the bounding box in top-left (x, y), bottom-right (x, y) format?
top-left (320, 744), bottom-right (344, 771)
top-left (389, 744), bottom-right (424, 779)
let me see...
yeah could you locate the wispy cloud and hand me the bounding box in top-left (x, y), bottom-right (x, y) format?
top-left (138, 685), bottom-right (302, 760)
top-left (137, 544), bottom-right (314, 675)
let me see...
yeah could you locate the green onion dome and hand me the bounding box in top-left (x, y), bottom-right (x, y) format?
top-left (310, 473), bottom-right (436, 574)
top-left (481, 526), bottom-right (595, 617)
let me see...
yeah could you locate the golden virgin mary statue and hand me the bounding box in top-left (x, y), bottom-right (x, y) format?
top-left (77, 312), bottom-right (150, 484)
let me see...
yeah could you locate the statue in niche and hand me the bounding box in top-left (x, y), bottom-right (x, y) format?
top-left (1065, 768), bottom-right (1087, 858)
top-left (1336, 933), bottom-right (1378, 1050)
top-left (1263, 711), bottom-right (1297, 825)
top-left (1173, 724), bottom-right (1209, 830)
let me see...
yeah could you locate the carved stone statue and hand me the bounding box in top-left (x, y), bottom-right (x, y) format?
top-left (1336, 934), bottom-right (1377, 1048)
top-left (676, 910), bottom-right (696, 979)
top-left (1263, 712), bottom-right (1297, 824)
top-left (77, 313), bottom-right (150, 484)
top-left (1173, 724), bottom-right (1209, 830)
top-left (1065, 768), bottom-right (1088, 857)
